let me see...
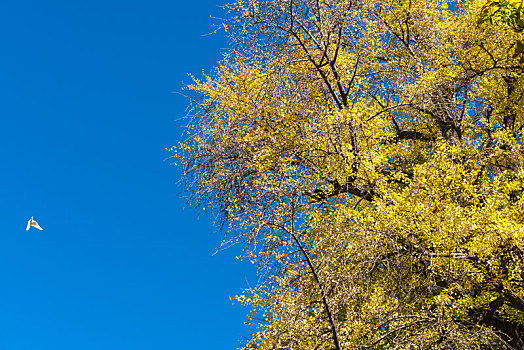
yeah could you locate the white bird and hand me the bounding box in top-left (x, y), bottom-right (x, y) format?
top-left (26, 216), bottom-right (43, 231)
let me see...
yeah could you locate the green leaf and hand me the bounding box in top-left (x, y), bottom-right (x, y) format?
top-left (513, 41), bottom-right (524, 58)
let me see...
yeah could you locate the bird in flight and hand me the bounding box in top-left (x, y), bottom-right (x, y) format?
top-left (26, 216), bottom-right (43, 231)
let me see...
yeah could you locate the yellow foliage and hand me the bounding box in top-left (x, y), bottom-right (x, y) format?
top-left (175, 0), bottom-right (524, 348)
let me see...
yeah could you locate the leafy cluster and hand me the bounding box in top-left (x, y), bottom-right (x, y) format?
top-left (174, 0), bottom-right (524, 348)
top-left (480, 0), bottom-right (524, 30)
top-left (480, 0), bottom-right (524, 62)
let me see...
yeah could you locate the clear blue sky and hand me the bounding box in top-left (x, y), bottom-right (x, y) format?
top-left (0, 0), bottom-right (255, 349)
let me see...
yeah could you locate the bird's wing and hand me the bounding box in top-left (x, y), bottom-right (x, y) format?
top-left (26, 219), bottom-right (31, 231)
top-left (31, 221), bottom-right (43, 230)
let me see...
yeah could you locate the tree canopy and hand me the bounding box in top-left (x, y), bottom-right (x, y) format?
top-left (174, 0), bottom-right (524, 348)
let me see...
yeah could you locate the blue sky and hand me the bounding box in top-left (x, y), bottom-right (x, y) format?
top-left (0, 0), bottom-right (255, 349)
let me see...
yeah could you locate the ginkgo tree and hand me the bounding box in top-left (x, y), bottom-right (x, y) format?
top-left (174, 0), bottom-right (524, 348)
